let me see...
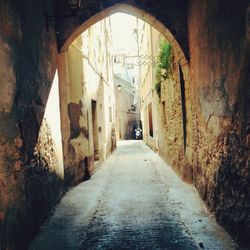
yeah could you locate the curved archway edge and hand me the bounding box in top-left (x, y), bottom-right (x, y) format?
top-left (60, 4), bottom-right (189, 71)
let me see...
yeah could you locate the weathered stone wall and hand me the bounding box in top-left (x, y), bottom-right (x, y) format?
top-left (187, 0), bottom-right (250, 247)
top-left (138, 22), bottom-right (190, 173)
top-left (24, 118), bottom-right (63, 246)
top-left (144, 2), bottom-right (250, 247)
top-left (136, 0), bottom-right (250, 247)
top-left (157, 59), bottom-right (189, 180)
top-left (0, 0), bottom-right (61, 248)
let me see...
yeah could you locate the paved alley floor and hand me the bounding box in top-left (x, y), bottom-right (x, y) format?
top-left (29, 141), bottom-right (236, 250)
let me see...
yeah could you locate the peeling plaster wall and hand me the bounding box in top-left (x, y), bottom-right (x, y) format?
top-left (58, 17), bottom-right (116, 187)
top-left (58, 37), bottom-right (90, 186)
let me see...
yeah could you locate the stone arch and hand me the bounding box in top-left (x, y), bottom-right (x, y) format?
top-left (57, 2), bottom-right (193, 181)
top-left (57, 2), bottom-right (191, 121)
top-left (1, 1), bottom-right (250, 249)
top-left (60, 4), bottom-right (189, 71)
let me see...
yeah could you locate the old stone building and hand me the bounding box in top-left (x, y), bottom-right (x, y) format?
top-left (58, 17), bottom-right (116, 185)
top-left (114, 74), bottom-right (139, 140)
top-left (0, 0), bottom-right (250, 249)
top-left (138, 21), bottom-right (189, 178)
top-left (138, 21), bottom-right (161, 151)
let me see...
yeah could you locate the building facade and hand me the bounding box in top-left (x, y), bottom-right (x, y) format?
top-left (38, 17), bottom-right (117, 186)
top-left (138, 21), bottom-right (161, 151)
top-left (138, 20), bottom-right (187, 173)
top-left (114, 74), bottom-right (140, 140)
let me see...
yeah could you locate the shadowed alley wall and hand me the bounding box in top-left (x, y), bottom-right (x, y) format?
top-left (141, 1), bottom-right (250, 246)
top-left (0, 0), bottom-right (62, 249)
top-left (188, 0), bottom-right (250, 245)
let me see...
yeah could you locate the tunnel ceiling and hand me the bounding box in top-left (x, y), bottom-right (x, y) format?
top-left (53, 0), bottom-right (189, 59)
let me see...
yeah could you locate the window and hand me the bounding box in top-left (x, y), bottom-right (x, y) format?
top-left (148, 103), bottom-right (153, 137)
top-left (162, 101), bottom-right (166, 126)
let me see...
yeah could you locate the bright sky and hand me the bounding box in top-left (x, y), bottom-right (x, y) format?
top-left (110, 13), bottom-right (138, 53)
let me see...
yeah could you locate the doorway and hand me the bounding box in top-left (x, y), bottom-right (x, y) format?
top-left (91, 100), bottom-right (99, 160)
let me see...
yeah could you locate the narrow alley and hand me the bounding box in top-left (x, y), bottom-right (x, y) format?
top-left (29, 141), bottom-right (235, 250)
top-left (1, 1), bottom-right (250, 249)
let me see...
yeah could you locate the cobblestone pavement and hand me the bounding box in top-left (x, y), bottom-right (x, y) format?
top-left (29, 141), bottom-right (236, 250)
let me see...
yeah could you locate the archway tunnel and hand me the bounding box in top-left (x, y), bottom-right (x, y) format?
top-left (0, 0), bottom-right (250, 249)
